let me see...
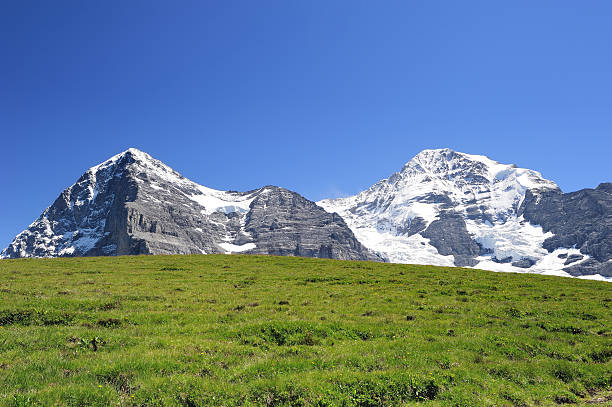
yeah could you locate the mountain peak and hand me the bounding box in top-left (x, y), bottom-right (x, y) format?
top-left (89, 148), bottom-right (152, 170)
top-left (2, 149), bottom-right (379, 262)
top-left (414, 147), bottom-right (457, 157)
top-left (406, 148), bottom-right (494, 171)
top-left (398, 149), bottom-right (557, 191)
top-left (124, 147), bottom-right (145, 154)
top-left (318, 148), bottom-right (566, 273)
top-left (85, 148), bottom-right (186, 187)
top-left (120, 147), bottom-right (157, 163)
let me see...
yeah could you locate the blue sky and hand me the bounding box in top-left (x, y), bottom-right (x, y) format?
top-left (1, 1), bottom-right (611, 249)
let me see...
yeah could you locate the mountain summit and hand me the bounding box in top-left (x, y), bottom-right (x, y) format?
top-left (319, 148), bottom-right (610, 279)
top-left (1, 148), bottom-right (379, 261)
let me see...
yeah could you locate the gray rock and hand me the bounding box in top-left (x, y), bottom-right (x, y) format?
top-left (511, 257), bottom-right (536, 268)
top-left (421, 211), bottom-right (481, 267)
top-left (564, 258), bottom-right (612, 278)
top-left (519, 183), bottom-right (612, 277)
top-left (493, 256), bottom-right (513, 264)
top-left (242, 186), bottom-right (379, 261)
top-left (396, 216), bottom-right (427, 236)
top-left (563, 254), bottom-right (584, 265)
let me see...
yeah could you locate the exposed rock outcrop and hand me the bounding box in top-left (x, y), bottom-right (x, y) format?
top-left (519, 183), bottom-right (612, 277)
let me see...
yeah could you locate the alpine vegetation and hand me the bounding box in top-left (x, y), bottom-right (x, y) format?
top-left (0, 255), bottom-right (610, 406)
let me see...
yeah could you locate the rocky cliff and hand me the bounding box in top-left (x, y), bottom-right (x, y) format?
top-left (519, 183), bottom-right (611, 277)
top-left (1, 149), bottom-right (379, 262)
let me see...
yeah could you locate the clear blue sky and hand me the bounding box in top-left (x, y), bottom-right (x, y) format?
top-left (1, 1), bottom-right (611, 249)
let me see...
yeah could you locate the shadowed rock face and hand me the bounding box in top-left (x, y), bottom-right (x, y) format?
top-left (421, 212), bottom-right (481, 267)
top-left (1, 149), bottom-right (380, 262)
top-left (519, 183), bottom-right (612, 277)
top-left (244, 187), bottom-right (378, 260)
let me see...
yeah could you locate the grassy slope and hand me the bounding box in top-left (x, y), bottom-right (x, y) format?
top-left (0, 254), bottom-right (610, 407)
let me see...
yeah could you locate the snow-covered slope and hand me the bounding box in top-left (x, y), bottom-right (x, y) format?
top-left (1, 148), bottom-right (378, 261)
top-left (318, 148), bottom-right (610, 281)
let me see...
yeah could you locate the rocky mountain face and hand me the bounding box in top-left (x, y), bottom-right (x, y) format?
top-left (1, 149), bottom-right (379, 262)
top-left (318, 149), bottom-right (611, 280)
top-left (519, 183), bottom-right (611, 277)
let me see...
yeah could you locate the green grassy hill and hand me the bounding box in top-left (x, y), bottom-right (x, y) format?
top-left (0, 255), bottom-right (610, 406)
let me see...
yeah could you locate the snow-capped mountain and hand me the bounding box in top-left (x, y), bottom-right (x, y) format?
top-left (1, 149), bottom-right (379, 261)
top-left (318, 148), bottom-right (611, 280)
top-left (3, 147), bottom-right (609, 280)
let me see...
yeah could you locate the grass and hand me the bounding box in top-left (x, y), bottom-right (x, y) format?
top-left (0, 254), bottom-right (610, 406)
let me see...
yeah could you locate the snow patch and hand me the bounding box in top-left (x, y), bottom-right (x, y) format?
top-left (577, 274), bottom-right (609, 281)
top-left (467, 216), bottom-right (552, 264)
top-left (348, 226), bottom-right (455, 266)
top-left (190, 185), bottom-right (255, 215)
top-left (219, 242), bottom-right (256, 254)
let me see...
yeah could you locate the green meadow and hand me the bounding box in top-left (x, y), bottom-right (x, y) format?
top-left (0, 254), bottom-right (610, 406)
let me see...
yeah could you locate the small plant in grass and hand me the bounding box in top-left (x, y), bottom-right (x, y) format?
top-left (553, 391), bottom-right (578, 404)
top-left (438, 358), bottom-right (451, 369)
top-left (96, 317), bottom-right (122, 328)
top-left (78, 336), bottom-right (106, 352)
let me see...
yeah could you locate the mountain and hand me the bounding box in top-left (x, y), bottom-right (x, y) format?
top-left (1, 149), bottom-right (379, 261)
top-left (3, 147), bottom-right (609, 280)
top-left (318, 148), bottom-right (611, 280)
